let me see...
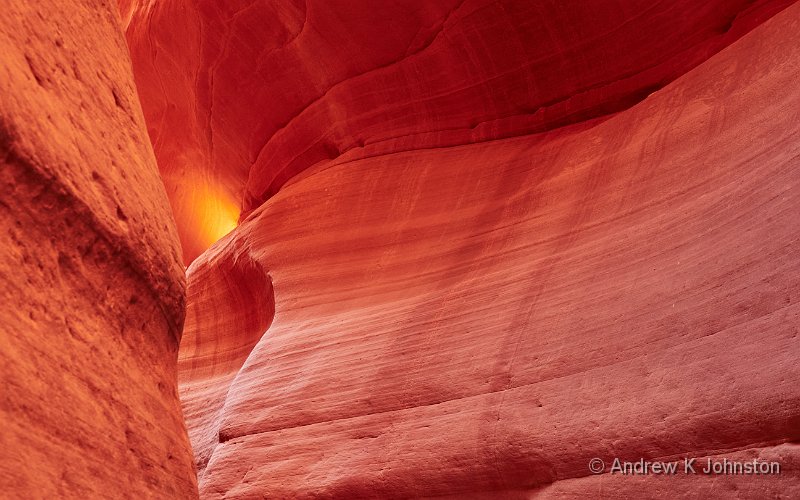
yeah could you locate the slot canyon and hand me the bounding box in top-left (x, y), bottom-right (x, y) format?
top-left (2, 0), bottom-right (800, 498)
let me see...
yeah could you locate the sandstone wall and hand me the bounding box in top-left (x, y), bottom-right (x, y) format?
top-left (124, 0), bottom-right (796, 263)
top-left (0, 2), bottom-right (198, 497)
top-left (171, 2), bottom-right (800, 498)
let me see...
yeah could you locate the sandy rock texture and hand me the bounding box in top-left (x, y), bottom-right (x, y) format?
top-left (165, 1), bottom-right (800, 498)
top-left (0, 1), bottom-right (198, 498)
top-left (123, 0), bottom-right (796, 263)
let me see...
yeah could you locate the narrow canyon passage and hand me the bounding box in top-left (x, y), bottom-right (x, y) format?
top-left (2, 1), bottom-right (800, 498)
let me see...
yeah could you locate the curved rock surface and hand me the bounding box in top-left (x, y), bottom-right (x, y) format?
top-left (124, 0), bottom-right (796, 263)
top-left (166, 2), bottom-right (800, 498)
top-left (0, 1), bottom-right (197, 497)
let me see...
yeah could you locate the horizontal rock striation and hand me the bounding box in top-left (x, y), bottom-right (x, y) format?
top-left (171, 2), bottom-right (800, 498)
top-left (124, 0), bottom-right (796, 263)
top-left (179, 245), bottom-right (275, 472)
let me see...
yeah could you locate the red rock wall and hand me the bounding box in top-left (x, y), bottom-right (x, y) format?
top-left (0, 1), bottom-right (198, 497)
top-left (124, 0), bottom-right (796, 263)
top-left (161, 2), bottom-right (800, 498)
top-left (15, 0), bottom-right (799, 498)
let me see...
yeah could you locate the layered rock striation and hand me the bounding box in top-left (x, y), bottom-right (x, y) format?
top-left (123, 0), bottom-right (800, 498)
top-left (124, 0), bottom-right (796, 263)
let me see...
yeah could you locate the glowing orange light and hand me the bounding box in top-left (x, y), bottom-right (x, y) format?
top-left (164, 173), bottom-right (242, 263)
top-left (194, 184), bottom-right (239, 248)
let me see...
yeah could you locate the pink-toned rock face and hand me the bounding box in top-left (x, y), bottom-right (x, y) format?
top-left (127, 0), bottom-right (800, 498)
top-left (0, 1), bottom-right (197, 497)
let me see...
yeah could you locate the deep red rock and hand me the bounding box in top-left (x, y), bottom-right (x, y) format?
top-left (167, 2), bottom-right (800, 498)
top-left (124, 0), bottom-right (796, 263)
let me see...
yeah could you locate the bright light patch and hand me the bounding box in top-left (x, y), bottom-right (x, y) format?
top-left (193, 183), bottom-right (239, 249)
